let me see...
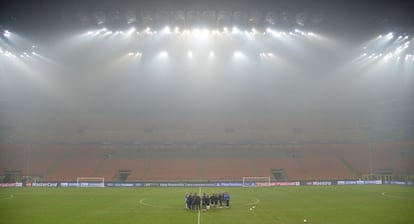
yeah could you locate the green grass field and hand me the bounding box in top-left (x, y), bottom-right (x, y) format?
top-left (1, 185), bottom-right (413, 224)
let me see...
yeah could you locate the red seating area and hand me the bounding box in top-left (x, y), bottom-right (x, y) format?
top-left (334, 141), bottom-right (414, 175)
top-left (1, 142), bottom-right (413, 181)
top-left (147, 158), bottom-right (199, 180)
top-left (252, 157), bottom-right (306, 180)
top-left (201, 158), bottom-right (254, 180)
top-left (96, 158), bottom-right (149, 180)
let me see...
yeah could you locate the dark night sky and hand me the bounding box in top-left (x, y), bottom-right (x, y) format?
top-left (1, 0), bottom-right (413, 37)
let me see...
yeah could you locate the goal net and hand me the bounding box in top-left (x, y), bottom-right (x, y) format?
top-left (242, 176), bottom-right (271, 187)
top-left (76, 177), bottom-right (105, 187)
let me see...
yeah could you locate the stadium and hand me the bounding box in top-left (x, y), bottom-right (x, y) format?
top-left (1, 0), bottom-right (414, 223)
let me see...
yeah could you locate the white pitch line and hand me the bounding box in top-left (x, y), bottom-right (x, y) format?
top-left (0, 195), bottom-right (13, 200)
top-left (198, 187), bottom-right (201, 224)
top-left (242, 197), bottom-right (260, 206)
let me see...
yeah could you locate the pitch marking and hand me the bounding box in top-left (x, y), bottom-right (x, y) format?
top-left (381, 192), bottom-right (414, 200)
top-left (242, 197), bottom-right (260, 206)
top-left (0, 195), bottom-right (13, 200)
top-left (138, 198), bottom-right (180, 209)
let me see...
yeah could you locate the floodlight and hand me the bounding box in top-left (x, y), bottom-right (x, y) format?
top-left (209, 51), bottom-right (214, 57)
top-left (232, 27), bottom-right (240, 34)
top-left (201, 29), bottom-right (209, 36)
top-left (128, 52), bottom-right (134, 56)
top-left (192, 28), bottom-right (201, 35)
top-left (125, 10), bottom-right (137, 24)
top-left (187, 51), bottom-right (193, 57)
top-left (126, 27), bottom-right (136, 35)
top-left (3, 30), bottom-right (10, 37)
top-left (295, 12), bottom-right (307, 27)
top-left (92, 11), bottom-right (106, 25)
top-left (234, 51), bottom-right (243, 58)
top-left (160, 51), bottom-right (168, 57)
top-left (163, 26), bottom-right (171, 34)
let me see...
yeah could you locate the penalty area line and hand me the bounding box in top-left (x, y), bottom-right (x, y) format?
top-left (0, 195), bottom-right (13, 200)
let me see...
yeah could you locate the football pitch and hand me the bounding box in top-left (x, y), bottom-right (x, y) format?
top-left (1, 185), bottom-right (413, 224)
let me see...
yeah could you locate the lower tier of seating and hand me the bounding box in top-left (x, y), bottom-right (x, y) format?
top-left (1, 142), bottom-right (413, 181)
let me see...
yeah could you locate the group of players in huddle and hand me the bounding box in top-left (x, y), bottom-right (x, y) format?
top-left (185, 192), bottom-right (230, 210)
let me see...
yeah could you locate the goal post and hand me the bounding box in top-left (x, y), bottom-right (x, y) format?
top-left (242, 176), bottom-right (271, 187)
top-left (76, 177), bottom-right (105, 187)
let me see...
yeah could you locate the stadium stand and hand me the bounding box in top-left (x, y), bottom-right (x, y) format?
top-left (1, 141), bottom-right (413, 182)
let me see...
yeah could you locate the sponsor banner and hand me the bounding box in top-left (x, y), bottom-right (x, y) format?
top-left (255, 181), bottom-right (300, 187)
top-left (0, 183), bottom-right (16, 188)
top-left (338, 180), bottom-right (383, 185)
top-left (218, 182), bottom-right (244, 187)
top-left (364, 180), bottom-right (382, 185)
top-left (105, 183), bottom-right (143, 187)
top-left (185, 183), bottom-right (218, 187)
top-left (386, 181), bottom-right (409, 185)
top-left (255, 182), bottom-right (271, 187)
top-left (31, 182), bottom-right (58, 187)
top-left (60, 182), bottom-right (79, 187)
top-left (144, 183), bottom-right (160, 187)
top-left (0, 183), bottom-right (23, 188)
top-left (80, 182), bottom-right (104, 187)
top-left (160, 183), bottom-right (185, 187)
top-left (275, 181), bottom-right (300, 186)
top-left (338, 180), bottom-right (357, 185)
top-left (305, 181), bottom-right (332, 186)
